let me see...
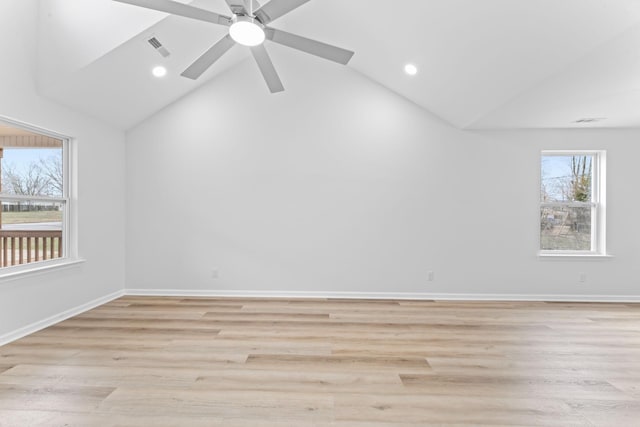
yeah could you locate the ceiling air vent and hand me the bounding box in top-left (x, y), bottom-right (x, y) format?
top-left (574, 117), bottom-right (605, 124)
top-left (147, 36), bottom-right (170, 58)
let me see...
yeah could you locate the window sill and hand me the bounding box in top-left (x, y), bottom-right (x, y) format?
top-left (0, 258), bottom-right (86, 283)
top-left (538, 253), bottom-right (613, 260)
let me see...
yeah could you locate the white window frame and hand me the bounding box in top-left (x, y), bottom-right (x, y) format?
top-left (539, 150), bottom-right (606, 257)
top-left (0, 117), bottom-right (77, 278)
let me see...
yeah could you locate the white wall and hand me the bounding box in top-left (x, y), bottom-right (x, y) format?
top-left (125, 46), bottom-right (640, 299)
top-left (0, 1), bottom-right (126, 339)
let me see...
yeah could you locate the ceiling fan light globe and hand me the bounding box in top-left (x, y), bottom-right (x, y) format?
top-left (229, 18), bottom-right (265, 47)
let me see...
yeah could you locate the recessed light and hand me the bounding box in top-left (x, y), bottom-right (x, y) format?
top-left (404, 63), bottom-right (418, 76)
top-left (152, 65), bottom-right (167, 78)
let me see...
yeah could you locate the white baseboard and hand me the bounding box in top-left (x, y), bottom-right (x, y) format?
top-left (0, 289), bottom-right (125, 346)
top-left (125, 288), bottom-right (640, 303)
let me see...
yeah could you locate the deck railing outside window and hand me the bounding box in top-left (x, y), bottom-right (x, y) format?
top-left (0, 230), bottom-right (62, 267)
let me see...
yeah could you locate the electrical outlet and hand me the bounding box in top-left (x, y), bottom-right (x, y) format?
top-left (211, 269), bottom-right (219, 279)
top-left (427, 271), bottom-right (435, 282)
top-left (579, 272), bottom-right (587, 283)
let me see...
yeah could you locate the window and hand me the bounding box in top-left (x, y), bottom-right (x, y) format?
top-left (540, 151), bottom-right (605, 255)
top-left (0, 119), bottom-right (69, 269)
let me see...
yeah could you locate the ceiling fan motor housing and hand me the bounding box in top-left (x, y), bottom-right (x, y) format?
top-left (229, 14), bottom-right (266, 46)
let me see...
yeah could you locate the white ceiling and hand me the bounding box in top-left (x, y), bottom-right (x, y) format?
top-left (36, 0), bottom-right (640, 130)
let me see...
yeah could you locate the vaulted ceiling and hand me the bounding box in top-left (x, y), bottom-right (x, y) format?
top-left (36, 0), bottom-right (640, 130)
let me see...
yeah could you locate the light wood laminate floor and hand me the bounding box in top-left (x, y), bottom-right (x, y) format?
top-left (1, 296), bottom-right (640, 426)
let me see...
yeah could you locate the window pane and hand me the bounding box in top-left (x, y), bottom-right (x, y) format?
top-left (1, 146), bottom-right (63, 198)
top-left (541, 155), bottom-right (593, 203)
top-left (0, 200), bottom-right (64, 267)
top-left (540, 205), bottom-right (591, 251)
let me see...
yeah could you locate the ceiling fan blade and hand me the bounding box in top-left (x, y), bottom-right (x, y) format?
top-left (250, 45), bottom-right (284, 93)
top-left (113, 0), bottom-right (231, 25)
top-left (266, 28), bottom-right (354, 65)
top-left (254, 0), bottom-right (311, 24)
top-left (181, 35), bottom-right (236, 80)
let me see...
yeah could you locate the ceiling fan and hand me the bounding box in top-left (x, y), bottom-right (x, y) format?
top-left (114, 0), bottom-right (355, 93)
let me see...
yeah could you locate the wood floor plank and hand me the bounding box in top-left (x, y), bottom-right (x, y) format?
top-left (0, 364), bottom-right (201, 388)
top-left (0, 409), bottom-right (226, 427)
top-left (43, 325), bottom-right (221, 340)
top-left (203, 311), bottom-right (331, 322)
top-left (0, 383), bottom-right (115, 412)
top-left (48, 348), bottom-right (249, 369)
top-left (399, 373), bottom-right (631, 400)
top-left (192, 368), bottom-right (404, 394)
top-left (75, 310), bottom-right (206, 320)
top-left (565, 398), bottom-right (640, 427)
top-left (167, 337), bottom-right (332, 356)
top-left (99, 387), bottom-right (334, 421)
top-left (245, 353), bottom-right (432, 373)
top-left (333, 393), bottom-right (590, 426)
top-left (56, 317), bottom-right (225, 330)
top-left (0, 296), bottom-right (638, 425)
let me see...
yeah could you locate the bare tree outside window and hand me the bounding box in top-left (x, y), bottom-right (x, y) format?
top-left (2, 155), bottom-right (62, 197)
top-left (570, 156), bottom-right (592, 202)
top-left (42, 155), bottom-right (64, 196)
top-left (1, 148), bottom-right (64, 229)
